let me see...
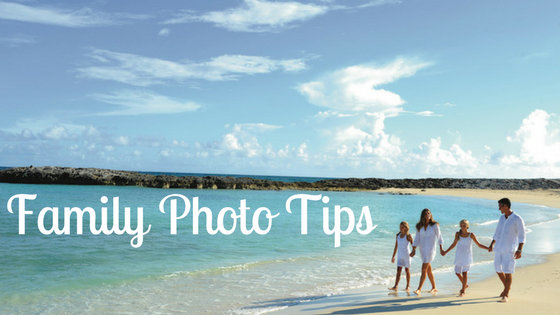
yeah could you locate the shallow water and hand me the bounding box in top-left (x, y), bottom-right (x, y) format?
top-left (1, 183), bottom-right (558, 314)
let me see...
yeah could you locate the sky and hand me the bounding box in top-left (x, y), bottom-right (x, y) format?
top-left (1, 0), bottom-right (560, 178)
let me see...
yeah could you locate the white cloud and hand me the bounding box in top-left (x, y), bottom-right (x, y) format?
top-left (3, 109), bottom-right (560, 178)
top-left (296, 143), bottom-right (308, 159)
top-left (40, 125), bottom-right (76, 140)
top-left (0, 1), bottom-right (149, 27)
top-left (77, 49), bottom-right (307, 86)
top-left (90, 90), bottom-right (201, 115)
top-left (230, 123), bottom-right (282, 133)
top-left (334, 126), bottom-right (371, 144)
top-left (0, 34), bottom-right (35, 47)
top-left (512, 51), bottom-right (549, 63)
top-left (158, 28), bottom-right (170, 36)
top-left (114, 136), bottom-right (130, 146)
top-left (163, 0), bottom-right (402, 33)
top-left (299, 58), bottom-right (430, 172)
top-left (164, 0), bottom-right (329, 32)
top-left (0, 120), bottom-right (147, 169)
top-left (159, 149), bottom-right (172, 158)
top-left (218, 123), bottom-right (282, 157)
top-left (314, 110), bottom-right (356, 118)
top-left (172, 140), bottom-right (189, 148)
top-left (502, 109), bottom-right (560, 166)
top-left (297, 58), bottom-right (431, 115)
top-left (2, 118), bottom-right (98, 140)
top-left (222, 133), bottom-right (243, 151)
top-left (410, 138), bottom-right (477, 175)
top-left (358, 0), bottom-right (402, 8)
top-left (416, 111), bottom-right (442, 117)
top-left (327, 113), bottom-right (403, 172)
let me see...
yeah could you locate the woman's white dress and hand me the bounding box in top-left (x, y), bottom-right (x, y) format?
top-left (412, 224), bottom-right (444, 263)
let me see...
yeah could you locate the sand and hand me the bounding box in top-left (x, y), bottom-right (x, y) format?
top-left (272, 188), bottom-right (560, 315)
top-left (379, 188), bottom-right (560, 209)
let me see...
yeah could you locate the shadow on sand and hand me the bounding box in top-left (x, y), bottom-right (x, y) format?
top-left (307, 294), bottom-right (498, 314)
top-left (240, 291), bottom-right (499, 315)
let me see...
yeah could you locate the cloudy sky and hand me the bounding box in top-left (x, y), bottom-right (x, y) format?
top-left (1, 0), bottom-right (559, 178)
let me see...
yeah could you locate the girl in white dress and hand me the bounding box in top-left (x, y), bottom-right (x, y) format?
top-left (389, 221), bottom-right (413, 292)
top-left (410, 208), bottom-right (444, 295)
top-left (443, 219), bottom-right (489, 296)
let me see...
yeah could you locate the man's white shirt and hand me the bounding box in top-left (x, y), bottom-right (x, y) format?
top-left (493, 212), bottom-right (526, 253)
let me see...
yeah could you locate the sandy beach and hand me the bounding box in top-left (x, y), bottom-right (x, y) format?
top-left (273, 188), bottom-right (560, 315)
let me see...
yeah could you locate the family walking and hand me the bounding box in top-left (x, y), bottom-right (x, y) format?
top-left (389, 198), bottom-right (526, 302)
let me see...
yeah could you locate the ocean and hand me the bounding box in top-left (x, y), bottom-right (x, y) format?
top-left (1, 173), bottom-right (559, 314)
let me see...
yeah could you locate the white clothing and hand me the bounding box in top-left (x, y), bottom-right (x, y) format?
top-left (454, 264), bottom-right (470, 274)
top-left (494, 251), bottom-right (516, 274)
top-left (454, 233), bottom-right (473, 267)
top-left (492, 212), bottom-right (526, 253)
top-left (396, 233), bottom-right (411, 268)
top-left (412, 224), bottom-right (444, 263)
top-left (454, 233), bottom-right (473, 274)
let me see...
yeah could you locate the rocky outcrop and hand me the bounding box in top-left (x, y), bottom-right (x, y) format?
top-left (1, 166), bottom-right (560, 191)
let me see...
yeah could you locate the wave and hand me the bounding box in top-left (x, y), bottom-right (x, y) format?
top-left (159, 256), bottom-right (326, 280)
top-left (475, 219), bottom-right (499, 226)
top-left (526, 215), bottom-right (560, 227)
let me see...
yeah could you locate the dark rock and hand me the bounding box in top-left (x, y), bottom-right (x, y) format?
top-left (1, 166), bottom-right (560, 191)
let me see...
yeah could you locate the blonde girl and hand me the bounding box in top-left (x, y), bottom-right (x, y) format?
top-left (389, 221), bottom-right (413, 292)
top-left (443, 219), bottom-right (489, 296)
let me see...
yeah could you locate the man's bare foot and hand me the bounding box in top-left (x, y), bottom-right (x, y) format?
top-left (459, 292), bottom-right (465, 297)
top-left (498, 296), bottom-right (508, 303)
top-left (413, 289), bottom-right (421, 295)
top-left (429, 288), bottom-right (438, 293)
top-left (404, 287), bottom-right (410, 292)
top-left (388, 286), bottom-right (398, 291)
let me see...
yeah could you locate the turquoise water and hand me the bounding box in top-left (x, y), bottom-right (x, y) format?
top-left (1, 182), bottom-right (559, 314)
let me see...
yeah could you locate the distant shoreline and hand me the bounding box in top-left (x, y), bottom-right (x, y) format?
top-left (2, 166), bottom-right (560, 191)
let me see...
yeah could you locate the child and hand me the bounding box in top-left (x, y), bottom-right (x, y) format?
top-left (389, 221), bottom-right (413, 292)
top-left (442, 219), bottom-right (489, 296)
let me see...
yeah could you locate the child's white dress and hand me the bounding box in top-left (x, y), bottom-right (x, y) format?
top-left (396, 233), bottom-right (411, 268)
top-left (454, 233), bottom-right (473, 273)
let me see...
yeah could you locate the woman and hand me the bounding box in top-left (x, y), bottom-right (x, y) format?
top-left (410, 208), bottom-right (444, 294)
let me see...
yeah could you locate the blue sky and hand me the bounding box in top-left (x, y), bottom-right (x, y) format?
top-left (1, 0), bottom-right (559, 178)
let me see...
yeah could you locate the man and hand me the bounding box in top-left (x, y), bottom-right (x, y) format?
top-left (488, 198), bottom-right (526, 303)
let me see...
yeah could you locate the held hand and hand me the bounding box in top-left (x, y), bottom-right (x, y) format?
top-left (441, 250), bottom-right (446, 256)
top-left (488, 245), bottom-right (493, 253)
top-left (409, 249), bottom-right (416, 258)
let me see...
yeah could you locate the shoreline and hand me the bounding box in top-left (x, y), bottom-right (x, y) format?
top-left (271, 188), bottom-right (560, 314)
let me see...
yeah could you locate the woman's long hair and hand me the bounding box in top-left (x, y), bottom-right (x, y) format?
top-left (416, 208), bottom-right (438, 231)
